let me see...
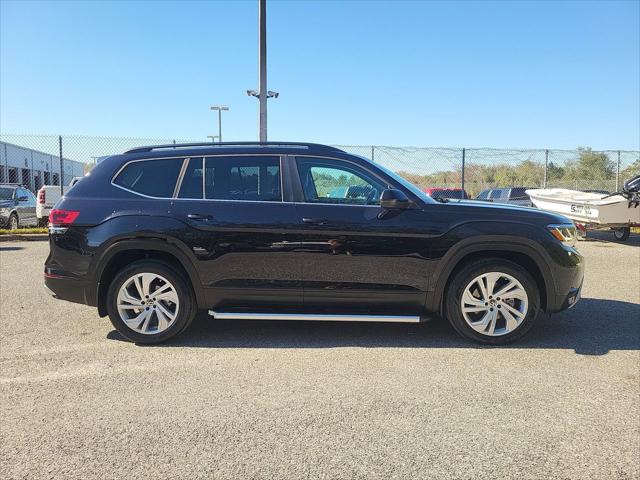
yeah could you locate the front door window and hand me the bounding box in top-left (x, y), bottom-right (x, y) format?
top-left (296, 158), bottom-right (387, 206)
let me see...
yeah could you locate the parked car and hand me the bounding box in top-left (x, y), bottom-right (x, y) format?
top-left (45, 142), bottom-right (584, 345)
top-left (36, 177), bottom-right (82, 226)
top-left (0, 184), bottom-right (38, 229)
top-left (476, 187), bottom-right (533, 207)
top-left (424, 187), bottom-right (469, 200)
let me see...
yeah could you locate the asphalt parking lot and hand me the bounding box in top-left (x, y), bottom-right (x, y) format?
top-left (1, 235), bottom-right (639, 480)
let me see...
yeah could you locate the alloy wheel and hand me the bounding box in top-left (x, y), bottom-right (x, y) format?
top-left (116, 273), bottom-right (180, 334)
top-left (460, 272), bottom-right (529, 336)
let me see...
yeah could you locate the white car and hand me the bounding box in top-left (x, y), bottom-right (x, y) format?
top-left (36, 177), bottom-right (82, 225)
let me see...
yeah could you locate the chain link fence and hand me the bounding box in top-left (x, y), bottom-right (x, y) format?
top-left (1, 134), bottom-right (638, 197)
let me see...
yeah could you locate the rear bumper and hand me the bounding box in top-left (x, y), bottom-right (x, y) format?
top-left (44, 270), bottom-right (90, 305)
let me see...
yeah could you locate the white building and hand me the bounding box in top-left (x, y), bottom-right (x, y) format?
top-left (0, 141), bottom-right (85, 192)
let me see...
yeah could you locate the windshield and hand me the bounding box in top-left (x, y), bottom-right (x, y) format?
top-left (359, 158), bottom-right (435, 204)
top-left (0, 187), bottom-right (14, 200)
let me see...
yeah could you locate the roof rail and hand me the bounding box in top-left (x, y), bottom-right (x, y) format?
top-left (124, 141), bottom-right (345, 154)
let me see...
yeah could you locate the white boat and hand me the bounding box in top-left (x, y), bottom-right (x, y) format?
top-left (526, 188), bottom-right (640, 226)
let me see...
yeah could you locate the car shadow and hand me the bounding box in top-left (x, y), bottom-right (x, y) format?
top-left (584, 230), bottom-right (639, 247)
top-left (0, 246), bottom-right (25, 251)
top-left (107, 297), bottom-right (640, 356)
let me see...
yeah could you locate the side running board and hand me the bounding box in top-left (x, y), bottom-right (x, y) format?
top-left (208, 311), bottom-right (423, 323)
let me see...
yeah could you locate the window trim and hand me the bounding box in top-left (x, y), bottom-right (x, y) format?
top-left (111, 154), bottom-right (285, 203)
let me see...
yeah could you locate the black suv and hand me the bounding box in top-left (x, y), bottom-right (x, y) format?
top-left (45, 142), bottom-right (584, 345)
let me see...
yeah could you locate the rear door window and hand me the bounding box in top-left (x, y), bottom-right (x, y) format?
top-left (113, 158), bottom-right (184, 198)
top-left (489, 189), bottom-right (504, 200)
top-left (509, 188), bottom-right (528, 200)
top-left (204, 156), bottom-right (281, 201)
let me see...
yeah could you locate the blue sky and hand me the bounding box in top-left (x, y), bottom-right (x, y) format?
top-left (1, 0), bottom-right (638, 150)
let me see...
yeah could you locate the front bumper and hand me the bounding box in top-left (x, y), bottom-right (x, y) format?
top-left (547, 247), bottom-right (585, 313)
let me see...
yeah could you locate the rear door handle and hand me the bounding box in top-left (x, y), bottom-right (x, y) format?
top-left (187, 213), bottom-right (213, 221)
top-left (302, 217), bottom-right (327, 225)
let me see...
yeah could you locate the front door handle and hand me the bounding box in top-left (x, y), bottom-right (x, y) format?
top-left (302, 217), bottom-right (327, 225)
top-left (187, 213), bottom-right (213, 221)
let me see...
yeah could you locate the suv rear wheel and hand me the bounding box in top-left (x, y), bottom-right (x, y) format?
top-left (106, 260), bottom-right (196, 344)
top-left (445, 259), bottom-right (540, 344)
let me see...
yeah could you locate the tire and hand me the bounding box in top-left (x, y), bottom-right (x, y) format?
top-left (612, 227), bottom-right (630, 241)
top-left (8, 213), bottom-right (18, 230)
top-left (445, 258), bottom-right (541, 345)
top-left (106, 260), bottom-right (197, 344)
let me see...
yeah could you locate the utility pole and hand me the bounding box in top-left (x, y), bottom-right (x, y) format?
top-left (258, 0), bottom-right (267, 142)
top-left (58, 136), bottom-right (64, 195)
top-left (210, 105), bottom-right (229, 142)
top-left (247, 0), bottom-right (278, 142)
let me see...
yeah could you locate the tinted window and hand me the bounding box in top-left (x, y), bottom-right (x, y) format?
top-left (204, 156), bottom-right (281, 201)
top-left (114, 158), bottom-right (184, 198)
top-left (509, 187), bottom-right (528, 200)
top-left (477, 190), bottom-right (490, 200)
top-left (0, 187), bottom-right (13, 200)
top-left (489, 189), bottom-right (505, 200)
top-left (296, 157), bottom-right (387, 205)
top-left (178, 157), bottom-right (204, 199)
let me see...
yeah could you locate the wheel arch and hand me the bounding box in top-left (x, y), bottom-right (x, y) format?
top-left (93, 239), bottom-right (203, 317)
top-left (427, 237), bottom-right (555, 317)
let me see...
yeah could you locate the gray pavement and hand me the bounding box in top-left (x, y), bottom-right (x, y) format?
top-left (1, 237), bottom-right (639, 479)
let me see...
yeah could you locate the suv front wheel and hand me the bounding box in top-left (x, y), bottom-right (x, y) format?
top-left (445, 259), bottom-right (540, 344)
top-left (106, 260), bottom-right (197, 344)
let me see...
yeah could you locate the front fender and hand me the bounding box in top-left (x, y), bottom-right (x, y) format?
top-left (425, 221), bottom-right (557, 313)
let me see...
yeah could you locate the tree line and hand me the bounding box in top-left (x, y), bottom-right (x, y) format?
top-left (397, 148), bottom-right (640, 196)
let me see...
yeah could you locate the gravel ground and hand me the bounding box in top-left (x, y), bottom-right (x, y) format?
top-left (1, 235), bottom-right (639, 480)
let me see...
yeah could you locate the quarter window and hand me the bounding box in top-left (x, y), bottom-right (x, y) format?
top-left (296, 158), bottom-right (387, 205)
top-left (114, 158), bottom-right (184, 198)
top-left (204, 156), bottom-right (281, 201)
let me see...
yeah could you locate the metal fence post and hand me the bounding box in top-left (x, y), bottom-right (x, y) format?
top-left (461, 148), bottom-right (466, 197)
top-left (371, 145), bottom-right (375, 162)
top-left (58, 135), bottom-right (64, 195)
top-left (544, 149), bottom-right (549, 188)
top-left (616, 150), bottom-right (621, 191)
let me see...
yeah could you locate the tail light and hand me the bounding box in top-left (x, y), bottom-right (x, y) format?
top-left (38, 189), bottom-right (45, 204)
top-left (49, 209), bottom-right (80, 225)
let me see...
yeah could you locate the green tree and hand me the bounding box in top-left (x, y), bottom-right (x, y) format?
top-left (620, 159), bottom-right (640, 181)
top-left (570, 147), bottom-right (615, 180)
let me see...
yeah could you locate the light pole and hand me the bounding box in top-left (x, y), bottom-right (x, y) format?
top-left (247, 0), bottom-right (278, 142)
top-left (210, 105), bottom-right (229, 142)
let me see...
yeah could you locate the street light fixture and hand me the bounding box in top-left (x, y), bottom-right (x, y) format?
top-left (210, 105), bottom-right (229, 142)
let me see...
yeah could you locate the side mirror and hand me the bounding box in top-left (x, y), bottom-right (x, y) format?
top-left (380, 189), bottom-right (410, 209)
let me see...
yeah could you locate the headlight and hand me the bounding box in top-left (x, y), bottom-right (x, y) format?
top-left (547, 223), bottom-right (578, 247)
top-left (0, 207), bottom-right (10, 216)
